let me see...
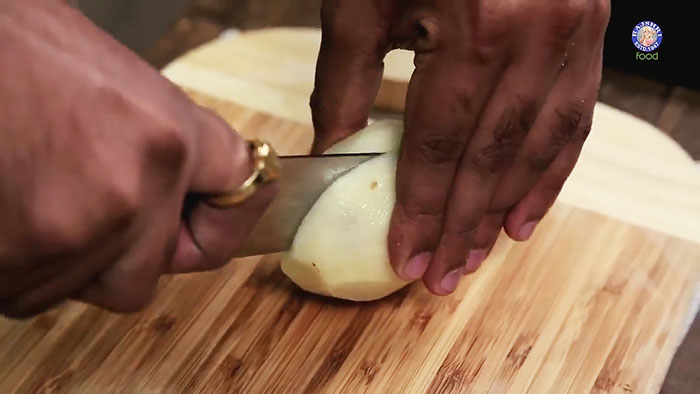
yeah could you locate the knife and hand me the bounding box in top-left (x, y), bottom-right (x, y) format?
top-left (232, 152), bottom-right (381, 257)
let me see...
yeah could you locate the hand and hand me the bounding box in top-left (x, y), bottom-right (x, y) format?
top-left (311, 0), bottom-right (610, 295)
top-left (0, 1), bottom-right (276, 318)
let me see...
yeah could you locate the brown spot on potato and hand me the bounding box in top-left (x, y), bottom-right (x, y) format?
top-left (370, 181), bottom-right (378, 190)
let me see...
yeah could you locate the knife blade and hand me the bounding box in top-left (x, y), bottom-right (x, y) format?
top-left (232, 152), bottom-right (381, 257)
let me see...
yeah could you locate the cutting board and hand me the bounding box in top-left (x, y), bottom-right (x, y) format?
top-left (1, 28), bottom-right (699, 394)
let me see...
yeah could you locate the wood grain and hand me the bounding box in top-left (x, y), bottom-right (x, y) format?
top-left (0, 94), bottom-right (698, 393)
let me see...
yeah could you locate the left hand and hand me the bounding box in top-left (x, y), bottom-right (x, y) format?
top-left (310, 0), bottom-right (611, 295)
top-left (0, 1), bottom-right (277, 317)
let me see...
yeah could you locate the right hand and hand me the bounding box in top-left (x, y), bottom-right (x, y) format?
top-left (310, 0), bottom-right (608, 295)
top-left (0, 1), bottom-right (277, 318)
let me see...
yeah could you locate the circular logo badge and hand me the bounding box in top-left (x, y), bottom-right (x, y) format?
top-left (632, 21), bottom-right (663, 52)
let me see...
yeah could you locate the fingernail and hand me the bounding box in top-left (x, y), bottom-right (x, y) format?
top-left (403, 252), bottom-right (431, 280)
top-left (440, 268), bottom-right (462, 294)
top-left (519, 221), bottom-right (538, 241)
top-left (464, 249), bottom-right (487, 275)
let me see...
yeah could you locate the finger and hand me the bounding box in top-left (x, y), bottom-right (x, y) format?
top-left (490, 6), bottom-right (610, 213)
top-left (77, 229), bottom-right (168, 313)
top-left (309, 1), bottom-right (392, 153)
top-left (388, 10), bottom-right (513, 283)
top-left (0, 219), bottom-right (134, 318)
top-left (504, 105), bottom-right (593, 241)
top-left (74, 192), bottom-right (185, 313)
top-left (172, 107), bottom-right (277, 273)
top-left (422, 48), bottom-right (571, 295)
top-left (170, 183), bottom-right (277, 273)
top-left (423, 2), bottom-right (595, 294)
top-left (464, 212), bottom-right (505, 275)
top-left (489, 91), bottom-right (586, 212)
top-left (388, 58), bottom-right (495, 283)
top-left (503, 9), bottom-right (609, 241)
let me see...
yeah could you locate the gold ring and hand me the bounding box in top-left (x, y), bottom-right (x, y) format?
top-left (206, 139), bottom-right (281, 208)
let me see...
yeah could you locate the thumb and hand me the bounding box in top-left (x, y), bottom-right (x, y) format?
top-left (170, 107), bottom-right (277, 273)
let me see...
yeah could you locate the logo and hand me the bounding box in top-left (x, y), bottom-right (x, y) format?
top-left (636, 52), bottom-right (659, 61)
top-left (632, 21), bottom-right (662, 52)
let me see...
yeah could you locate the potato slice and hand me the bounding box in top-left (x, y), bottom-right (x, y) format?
top-left (280, 120), bottom-right (411, 301)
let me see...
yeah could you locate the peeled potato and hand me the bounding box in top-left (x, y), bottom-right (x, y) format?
top-left (280, 119), bottom-right (410, 301)
top-left (323, 119), bottom-right (404, 154)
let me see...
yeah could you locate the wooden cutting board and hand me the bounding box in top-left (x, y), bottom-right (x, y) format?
top-left (1, 29), bottom-right (699, 394)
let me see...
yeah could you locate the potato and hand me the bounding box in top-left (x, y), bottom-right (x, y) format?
top-left (280, 119), bottom-right (412, 301)
top-left (323, 119), bottom-right (404, 154)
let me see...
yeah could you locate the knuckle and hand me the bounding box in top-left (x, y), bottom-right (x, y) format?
top-left (445, 217), bottom-right (481, 237)
top-left (399, 196), bottom-right (444, 222)
top-left (469, 42), bottom-right (503, 65)
top-left (494, 100), bottom-right (537, 145)
top-left (549, 1), bottom-right (587, 38)
top-left (486, 207), bottom-right (510, 217)
top-left (470, 142), bottom-right (519, 176)
top-left (468, 99), bottom-right (540, 176)
top-left (588, 0), bottom-right (611, 27)
top-left (28, 207), bottom-right (86, 256)
top-left (414, 132), bottom-right (465, 165)
top-left (29, 199), bottom-right (136, 258)
top-left (480, 1), bottom-right (520, 33)
top-left (552, 101), bottom-right (589, 142)
top-left (469, 28), bottom-right (511, 64)
top-left (577, 119), bottom-right (594, 141)
top-left (105, 177), bottom-right (142, 223)
top-left (26, 178), bottom-right (140, 257)
top-left (146, 119), bottom-right (189, 176)
top-left (554, 102), bottom-right (585, 138)
top-left (524, 102), bottom-right (588, 172)
top-left (525, 146), bottom-right (560, 172)
top-left (466, 2), bottom-right (520, 62)
top-left (98, 84), bottom-right (189, 177)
